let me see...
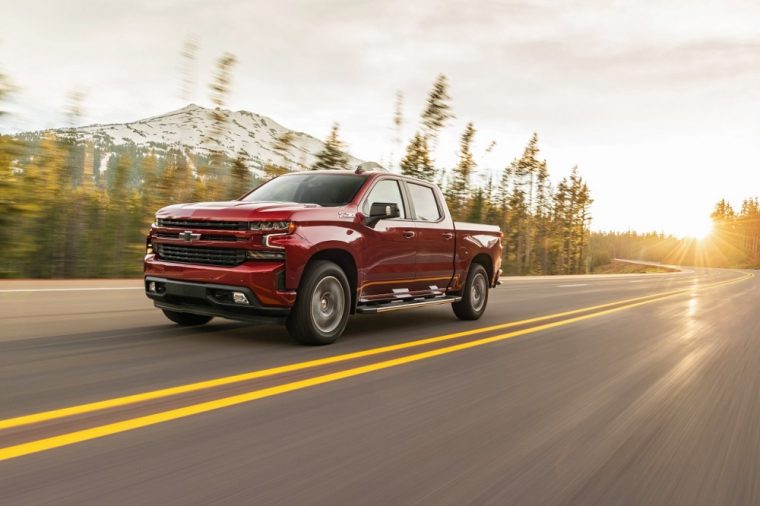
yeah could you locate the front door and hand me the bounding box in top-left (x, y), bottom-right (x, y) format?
top-left (359, 178), bottom-right (418, 302)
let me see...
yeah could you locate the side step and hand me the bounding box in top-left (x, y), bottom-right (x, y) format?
top-left (356, 295), bottom-right (462, 314)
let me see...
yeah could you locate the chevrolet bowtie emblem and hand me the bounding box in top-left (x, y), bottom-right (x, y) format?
top-left (179, 230), bottom-right (202, 242)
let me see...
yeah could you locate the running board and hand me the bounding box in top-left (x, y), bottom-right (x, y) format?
top-left (356, 296), bottom-right (462, 314)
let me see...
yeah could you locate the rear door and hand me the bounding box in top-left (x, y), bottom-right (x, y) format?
top-left (404, 181), bottom-right (456, 294)
top-left (358, 178), bottom-right (418, 302)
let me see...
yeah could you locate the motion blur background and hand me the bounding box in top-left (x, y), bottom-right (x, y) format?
top-left (0, 0), bottom-right (758, 278)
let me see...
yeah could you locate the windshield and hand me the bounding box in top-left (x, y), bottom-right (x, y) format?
top-left (242, 173), bottom-right (367, 207)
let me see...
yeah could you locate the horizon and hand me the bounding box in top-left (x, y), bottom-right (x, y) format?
top-left (2, 0), bottom-right (759, 238)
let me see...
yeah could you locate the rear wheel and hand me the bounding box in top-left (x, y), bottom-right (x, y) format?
top-left (287, 260), bottom-right (351, 345)
top-left (162, 309), bottom-right (213, 326)
top-left (452, 263), bottom-right (489, 320)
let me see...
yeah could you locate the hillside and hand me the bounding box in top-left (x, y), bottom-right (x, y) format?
top-left (20, 104), bottom-right (362, 176)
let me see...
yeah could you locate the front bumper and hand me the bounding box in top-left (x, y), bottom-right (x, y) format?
top-left (145, 276), bottom-right (290, 324)
top-left (144, 254), bottom-right (297, 306)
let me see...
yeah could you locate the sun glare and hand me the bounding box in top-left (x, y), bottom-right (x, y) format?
top-left (680, 217), bottom-right (714, 240)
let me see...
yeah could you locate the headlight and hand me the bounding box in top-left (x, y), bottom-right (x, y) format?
top-left (249, 221), bottom-right (296, 233)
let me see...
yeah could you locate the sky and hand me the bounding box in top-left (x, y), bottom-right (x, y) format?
top-left (1, 0), bottom-right (759, 237)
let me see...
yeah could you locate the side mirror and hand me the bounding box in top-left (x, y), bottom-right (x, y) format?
top-left (365, 202), bottom-right (400, 228)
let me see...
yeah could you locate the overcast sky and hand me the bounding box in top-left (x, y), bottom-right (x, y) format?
top-left (2, 0), bottom-right (759, 236)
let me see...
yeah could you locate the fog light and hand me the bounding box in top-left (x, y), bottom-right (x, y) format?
top-left (232, 292), bottom-right (249, 305)
top-left (148, 281), bottom-right (156, 292)
top-left (247, 250), bottom-right (285, 260)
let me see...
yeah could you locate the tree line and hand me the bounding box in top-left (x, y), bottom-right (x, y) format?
top-left (393, 75), bottom-right (593, 275)
top-left (0, 52), bottom-right (599, 278)
top-left (309, 76), bottom-right (595, 275)
top-left (587, 197), bottom-right (760, 270)
top-left (707, 198), bottom-right (760, 267)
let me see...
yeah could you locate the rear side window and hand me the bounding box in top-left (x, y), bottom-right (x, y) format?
top-left (407, 183), bottom-right (442, 221)
top-left (363, 179), bottom-right (406, 219)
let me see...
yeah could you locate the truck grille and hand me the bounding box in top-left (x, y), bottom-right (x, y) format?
top-left (155, 232), bottom-right (238, 242)
top-left (157, 218), bottom-right (248, 231)
top-left (156, 244), bottom-right (247, 266)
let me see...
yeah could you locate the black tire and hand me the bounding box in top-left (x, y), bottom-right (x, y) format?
top-left (287, 260), bottom-right (351, 345)
top-left (452, 263), bottom-right (489, 320)
top-left (162, 309), bottom-right (213, 326)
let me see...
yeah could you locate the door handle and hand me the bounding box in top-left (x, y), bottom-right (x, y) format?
top-left (442, 232), bottom-right (454, 240)
top-left (402, 230), bottom-right (416, 239)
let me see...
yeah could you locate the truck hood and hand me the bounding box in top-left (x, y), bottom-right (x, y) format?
top-left (156, 201), bottom-right (322, 221)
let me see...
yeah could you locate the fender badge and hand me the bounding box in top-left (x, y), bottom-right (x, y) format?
top-left (338, 211), bottom-right (355, 219)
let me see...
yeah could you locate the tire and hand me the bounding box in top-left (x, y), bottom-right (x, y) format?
top-left (162, 309), bottom-right (213, 326)
top-left (452, 263), bottom-right (489, 320)
top-left (287, 260), bottom-right (351, 345)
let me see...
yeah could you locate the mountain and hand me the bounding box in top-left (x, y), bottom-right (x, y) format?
top-left (28, 104), bottom-right (363, 176)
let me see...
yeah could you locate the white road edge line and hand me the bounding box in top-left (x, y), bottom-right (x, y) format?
top-left (557, 283), bottom-right (588, 288)
top-left (0, 287), bottom-right (144, 293)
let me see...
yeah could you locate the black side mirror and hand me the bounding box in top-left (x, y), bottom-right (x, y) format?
top-left (365, 202), bottom-right (400, 228)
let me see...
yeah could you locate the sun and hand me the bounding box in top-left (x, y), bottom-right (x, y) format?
top-left (680, 217), bottom-right (714, 240)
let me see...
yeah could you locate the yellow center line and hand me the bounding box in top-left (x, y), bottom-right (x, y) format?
top-left (0, 272), bottom-right (752, 432)
top-left (0, 271), bottom-right (752, 462)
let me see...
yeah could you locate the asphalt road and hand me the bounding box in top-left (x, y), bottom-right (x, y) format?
top-left (0, 267), bottom-right (758, 505)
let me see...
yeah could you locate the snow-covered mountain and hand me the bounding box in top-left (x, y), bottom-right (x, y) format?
top-left (47, 104), bottom-right (362, 175)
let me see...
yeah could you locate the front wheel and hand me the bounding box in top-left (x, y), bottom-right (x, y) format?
top-left (452, 264), bottom-right (489, 320)
top-left (162, 309), bottom-right (213, 326)
top-left (287, 260), bottom-right (351, 345)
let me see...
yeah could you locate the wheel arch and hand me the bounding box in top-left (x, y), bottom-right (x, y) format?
top-left (306, 248), bottom-right (359, 313)
top-left (471, 253), bottom-right (494, 285)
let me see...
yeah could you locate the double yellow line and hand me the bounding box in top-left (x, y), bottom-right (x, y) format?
top-left (0, 271), bottom-right (752, 461)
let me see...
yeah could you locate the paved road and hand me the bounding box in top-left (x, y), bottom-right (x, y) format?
top-left (0, 268), bottom-right (758, 505)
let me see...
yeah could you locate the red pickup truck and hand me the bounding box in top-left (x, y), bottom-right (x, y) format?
top-left (144, 167), bottom-right (503, 344)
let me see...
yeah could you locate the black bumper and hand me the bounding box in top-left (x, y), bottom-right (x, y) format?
top-left (145, 276), bottom-right (290, 324)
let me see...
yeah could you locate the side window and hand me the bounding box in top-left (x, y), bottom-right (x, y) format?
top-left (363, 179), bottom-right (406, 219)
top-left (407, 183), bottom-right (442, 221)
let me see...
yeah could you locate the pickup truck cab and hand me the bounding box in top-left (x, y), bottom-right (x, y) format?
top-left (145, 166), bottom-right (503, 344)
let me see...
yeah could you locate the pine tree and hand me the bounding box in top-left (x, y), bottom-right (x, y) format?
top-left (711, 199), bottom-right (735, 223)
top-left (496, 162), bottom-right (513, 213)
top-left (273, 131), bottom-right (296, 170)
top-left (445, 122), bottom-right (476, 219)
top-left (159, 148), bottom-right (194, 203)
top-left (138, 152), bottom-right (159, 230)
top-left (552, 167), bottom-right (592, 274)
top-left (553, 177), bottom-right (572, 273)
top-left (400, 132), bottom-right (435, 181)
top-left (209, 53), bottom-right (236, 124)
top-left (65, 90), bottom-right (86, 127)
top-left (420, 74), bottom-right (454, 142)
top-left (739, 198), bottom-right (760, 259)
top-left (569, 169), bottom-right (592, 273)
top-left (263, 163), bottom-right (290, 178)
top-left (467, 188), bottom-right (485, 223)
top-left (533, 157), bottom-right (551, 273)
top-left (199, 52), bottom-right (237, 200)
top-left (484, 175), bottom-right (502, 225)
top-left (311, 123), bottom-right (350, 170)
top-left (391, 90), bottom-right (404, 170)
top-left (0, 70), bottom-right (13, 119)
top-left (0, 135), bottom-right (25, 276)
top-left (504, 134), bottom-right (540, 273)
top-left (179, 36), bottom-right (199, 102)
top-left (227, 151), bottom-right (252, 199)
